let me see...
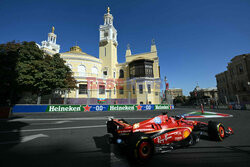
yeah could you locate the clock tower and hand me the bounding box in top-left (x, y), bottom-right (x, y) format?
top-left (99, 7), bottom-right (118, 78)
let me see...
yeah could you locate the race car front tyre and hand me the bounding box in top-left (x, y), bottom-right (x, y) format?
top-left (208, 121), bottom-right (225, 141)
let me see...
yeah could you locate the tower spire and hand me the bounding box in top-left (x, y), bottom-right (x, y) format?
top-left (107, 6), bottom-right (110, 14)
top-left (126, 43), bottom-right (131, 56)
top-left (40, 26), bottom-right (60, 54)
top-left (52, 26), bottom-right (55, 34)
top-left (127, 43), bottom-right (130, 50)
top-left (150, 39), bottom-right (157, 52)
top-left (151, 38), bottom-right (155, 45)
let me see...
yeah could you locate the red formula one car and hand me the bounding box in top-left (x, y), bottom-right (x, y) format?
top-left (107, 113), bottom-right (233, 160)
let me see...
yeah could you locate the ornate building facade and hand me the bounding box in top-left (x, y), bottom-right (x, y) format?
top-left (189, 86), bottom-right (218, 105)
top-left (37, 7), bottom-right (161, 104)
top-left (166, 88), bottom-right (183, 99)
top-left (215, 54), bottom-right (250, 104)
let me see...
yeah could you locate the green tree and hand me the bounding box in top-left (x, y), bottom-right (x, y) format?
top-left (0, 41), bottom-right (20, 106)
top-left (174, 96), bottom-right (187, 105)
top-left (0, 41), bottom-right (76, 106)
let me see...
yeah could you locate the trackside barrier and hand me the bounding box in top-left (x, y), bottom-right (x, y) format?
top-left (12, 105), bottom-right (48, 113)
top-left (210, 104), bottom-right (247, 110)
top-left (12, 104), bottom-right (174, 113)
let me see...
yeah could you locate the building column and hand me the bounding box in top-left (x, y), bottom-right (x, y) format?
top-left (76, 83), bottom-right (79, 98)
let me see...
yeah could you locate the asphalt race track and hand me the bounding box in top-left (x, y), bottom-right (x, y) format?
top-left (1, 108), bottom-right (250, 167)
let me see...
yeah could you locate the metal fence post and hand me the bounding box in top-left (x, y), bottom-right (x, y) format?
top-left (37, 96), bottom-right (41, 104)
top-left (64, 90), bottom-right (67, 104)
top-left (109, 90), bottom-right (111, 105)
top-left (87, 90), bottom-right (90, 105)
top-left (128, 91), bottom-right (131, 104)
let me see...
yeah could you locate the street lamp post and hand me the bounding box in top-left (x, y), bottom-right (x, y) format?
top-left (224, 96), bottom-right (228, 105)
top-left (236, 94), bottom-right (240, 105)
top-left (164, 76), bottom-right (167, 103)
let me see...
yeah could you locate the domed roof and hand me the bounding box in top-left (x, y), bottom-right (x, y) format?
top-left (60, 45), bottom-right (102, 64)
top-left (61, 45), bottom-right (89, 56)
top-left (70, 46), bottom-right (82, 52)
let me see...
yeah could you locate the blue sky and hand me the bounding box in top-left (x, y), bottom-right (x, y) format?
top-left (1, 0), bottom-right (250, 95)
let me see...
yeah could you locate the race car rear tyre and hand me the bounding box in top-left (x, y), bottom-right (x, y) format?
top-left (136, 140), bottom-right (153, 160)
top-left (126, 133), bottom-right (154, 162)
top-left (208, 121), bottom-right (225, 141)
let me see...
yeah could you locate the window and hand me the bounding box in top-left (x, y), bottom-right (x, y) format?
top-left (139, 85), bottom-right (143, 94)
top-left (114, 87), bottom-right (116, 95)
top-left (92, 66), bottom-right (98, 75)
top-left (119, 87), bottom-right (124, 94)
top-left (155, 92), bottom-right (159, 96)
top-left (149, 101), bottom-right (152, 104)
top-left (78, 65), bottom-right (86, 77)
top-left (113, 72), bottom-right (116, 78)
top-left (239, 82), bottom-right (246, 91)
top-left (129, 59), bottom-right (154, 79)
top-left (140, 101), bottom-right (143, 104)
top-left (119, 69), bottom-right (124, 78)
top-left (147, 84), bottom-right (151, 94)
top-left (238, 64), bottom-right (244, 74)
top-left (103, 71), bottom-right (107, 76)
top-left (99, 85), bottom-right (105, 94)
top-left (79, 84), bottom-right (87, 94)
top-left (133, 85), bottom-right (135, 94)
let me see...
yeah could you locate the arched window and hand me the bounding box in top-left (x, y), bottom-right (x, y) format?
top-left (119, 69), bottom-right (124, 78)
top-left (92, 66), bottom-right (98, 75)
top-left (78, 65), bottom-right (86, 77)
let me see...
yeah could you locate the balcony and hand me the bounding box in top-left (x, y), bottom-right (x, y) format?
top-left (73, 72), bottom-right (108, 79)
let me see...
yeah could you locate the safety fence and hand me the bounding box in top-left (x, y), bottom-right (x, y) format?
top-left (178, 104), bottom-right (250, 110)
top-left (12, 104), bottom-right (174, 113)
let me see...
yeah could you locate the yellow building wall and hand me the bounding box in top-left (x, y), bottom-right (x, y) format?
top-left (122, 48), bottom-right (161, 104)
top-left (99, 40), bottom-right (118, 78)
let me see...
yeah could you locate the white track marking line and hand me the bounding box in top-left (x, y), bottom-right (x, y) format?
top-left (31, 120), bottom-right (72, 125)
top-left (0, 125), bottom-right (106, 133)
top-left (21, 134), bottom-right (48, 142)
top-left (0, 134), bottom-right (48, 145)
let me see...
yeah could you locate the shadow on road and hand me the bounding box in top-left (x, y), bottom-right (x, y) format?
top-left (0, 118), bottom-right (29, 151)
top-left (93, 134), bottom-right (111, 153)
top-left (1, 134), bottom-right (250, 167)
top-left (0, 141), bottom-right (112, 167)
top-left (93, 134), bottom-right (250, 167)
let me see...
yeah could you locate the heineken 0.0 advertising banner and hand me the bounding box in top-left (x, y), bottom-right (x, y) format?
top-left (13, 104), bottom-right (174, 113)
top-left (139, 105), bottom-right (155, 110)
top-left (109, 105), bottom-right (136, 111)
top-left (46, 105), bottom-right (81, 112)
top-left (82, 105), bottom-right (109, 112)
top-left (155, 104), bottom-right (171, 110)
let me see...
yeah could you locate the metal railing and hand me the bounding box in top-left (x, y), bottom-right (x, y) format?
top-left (72, 72), bottom-right (108, 79)
top-left (16, 90), bottom-right (163, 105)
